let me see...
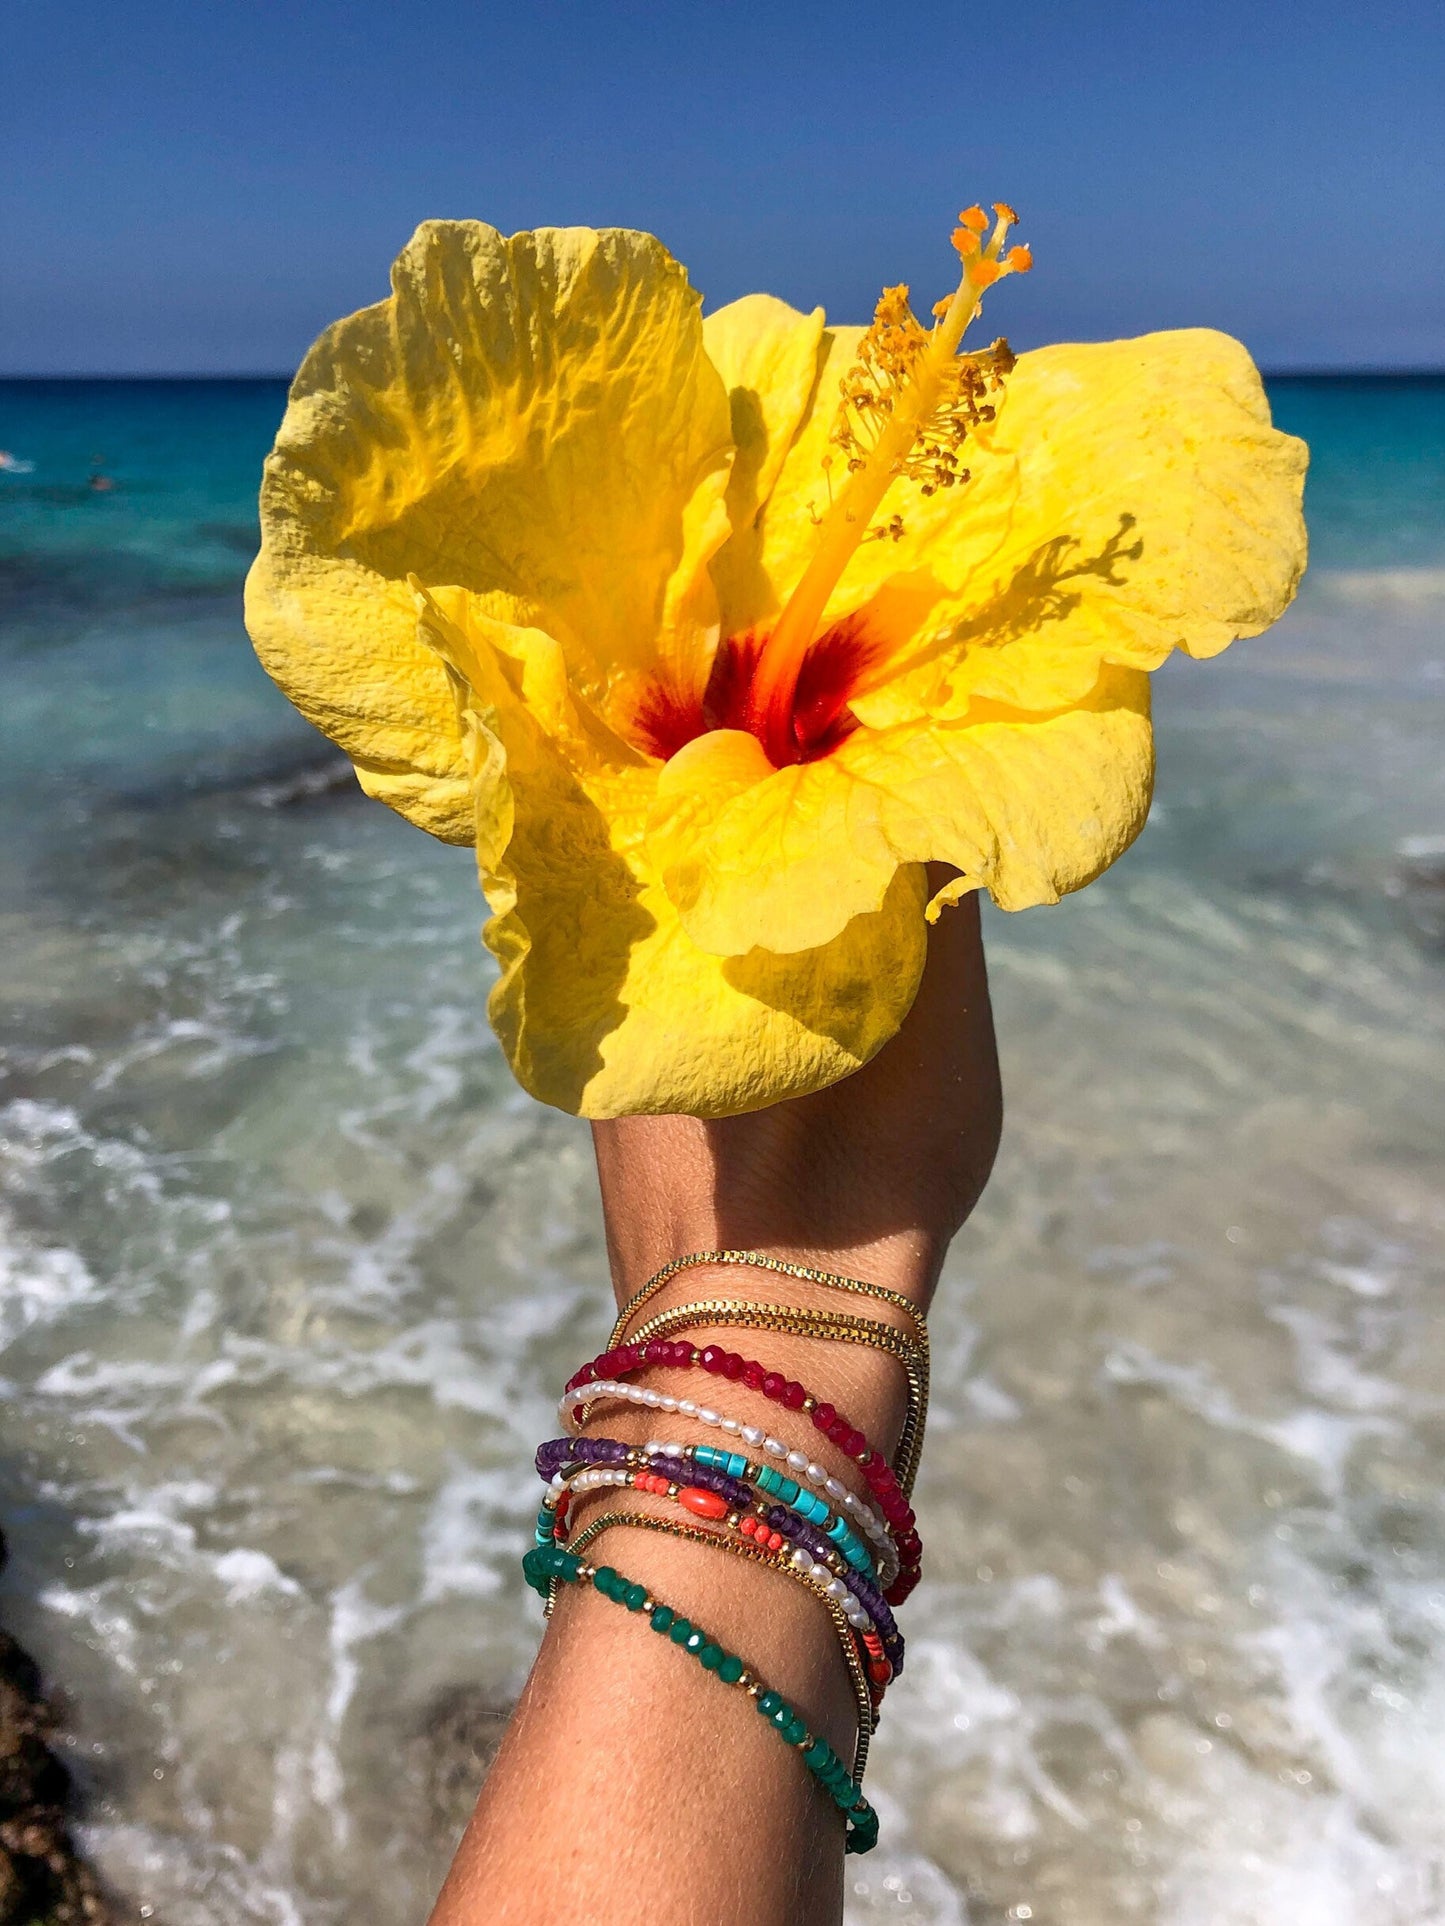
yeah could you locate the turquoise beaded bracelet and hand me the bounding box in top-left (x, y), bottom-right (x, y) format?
top-left (522, 1541), bottom-right (880, 1855)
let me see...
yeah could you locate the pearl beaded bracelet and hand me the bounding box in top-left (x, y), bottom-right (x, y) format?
top-left (556, 1378), bottom-right (900, 1580)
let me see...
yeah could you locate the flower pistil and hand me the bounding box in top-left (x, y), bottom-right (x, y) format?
top-left (740, 204), bottom-right (1031, 765)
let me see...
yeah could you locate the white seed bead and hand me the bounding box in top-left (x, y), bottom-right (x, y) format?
top-left (555, 1384), bottom-right (899, 1579)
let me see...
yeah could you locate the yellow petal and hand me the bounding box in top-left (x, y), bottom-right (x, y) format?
top-left (245, 220), bottom-right (735, 843)
top-left (415, 593), bottom-right (926, 1117)
top-left (649, 729), bottom-right (906, 955)
top-left (648, 666), bottom-right (1153, 954)
top-left (849, 329), bottom-right (1308, 725)
top-left (702, 294), bottom-right (827, 633)
top-left (837, 667), bottom-right (1156, 912)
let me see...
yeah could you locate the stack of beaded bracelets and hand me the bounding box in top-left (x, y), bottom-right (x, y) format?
top-left (524, 1249), bottom-right (929, 1858)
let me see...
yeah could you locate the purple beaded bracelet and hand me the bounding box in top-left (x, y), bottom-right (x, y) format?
top-left (536, 1434), bottom-right (905, 1673)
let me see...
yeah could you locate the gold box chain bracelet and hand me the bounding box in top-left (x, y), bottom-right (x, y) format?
top-left (615, 1298), bottom-right (929, 1497)
top-left (610, 1249), bottom-right (930, 1350)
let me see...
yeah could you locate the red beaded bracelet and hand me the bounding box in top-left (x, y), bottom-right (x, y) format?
top-left (564, 1338), bottom-right (922, 1603)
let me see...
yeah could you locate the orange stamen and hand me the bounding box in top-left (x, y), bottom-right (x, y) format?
top-left (742, 202), bottom-right (1027, 765)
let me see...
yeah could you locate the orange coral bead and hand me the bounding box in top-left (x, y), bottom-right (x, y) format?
top-left (678, 1486), bottom-right (729, 1520)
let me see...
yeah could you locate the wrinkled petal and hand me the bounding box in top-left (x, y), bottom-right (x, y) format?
top-left (850, 329), bottom-right (1308, 726)
top-left (416, 593), bottom-right (927, 1116)
top-left (246, 220), bottom-right (734, 843)
top-left (703, 294), bottom-right (828, 633)
top-left (649, 666), bottom-right (1153, 954)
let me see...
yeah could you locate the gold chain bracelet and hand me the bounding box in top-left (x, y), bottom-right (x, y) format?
top-left (611, 1298), bottom-right (929, 1496)
top-left (611, 1248), bottom-right (929, 1349)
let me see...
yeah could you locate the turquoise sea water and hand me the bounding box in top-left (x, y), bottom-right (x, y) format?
top-left (1, 375), bottom-right (1443, 1926)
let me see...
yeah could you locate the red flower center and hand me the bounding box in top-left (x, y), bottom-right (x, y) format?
top-left (634, 613), bottom-right (883, 767)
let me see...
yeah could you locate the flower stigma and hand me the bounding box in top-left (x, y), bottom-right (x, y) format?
top-left (737, 203), bottom-right (1031, 766)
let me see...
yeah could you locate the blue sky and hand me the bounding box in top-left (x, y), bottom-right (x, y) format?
top-left (4, 0), bottom-right (1442, 373)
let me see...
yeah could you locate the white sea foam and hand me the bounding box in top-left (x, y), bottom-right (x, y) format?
top-left (0, 1221), bottom-right (97, 1349)
top-left (1313, 565), bottom-right (1445, 605)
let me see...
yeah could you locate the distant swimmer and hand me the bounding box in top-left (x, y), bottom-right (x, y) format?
top-left (88, 454), bottom-right (115, 492)
top-left (0, 450), bottom-right (36, 474)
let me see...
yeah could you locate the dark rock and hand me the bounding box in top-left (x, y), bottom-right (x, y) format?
top-left (0, 1738), bottom-right (68, 1818)
top-left (0, 1525), bottom-right (116, 1923)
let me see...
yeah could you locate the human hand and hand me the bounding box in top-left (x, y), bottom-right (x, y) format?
top-left (593, 873), bottom-right (1003, 1315)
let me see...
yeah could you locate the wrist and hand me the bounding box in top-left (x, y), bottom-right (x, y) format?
top-left (592, 1118), bottom-right (945, 1316)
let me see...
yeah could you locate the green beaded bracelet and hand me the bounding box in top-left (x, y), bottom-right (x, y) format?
top-left (522, 1542), bottom-right (879, 1854)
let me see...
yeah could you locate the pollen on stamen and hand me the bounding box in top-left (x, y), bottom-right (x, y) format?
top-left (828, 260), bottom-right (1016, 500)
top-left (826, 205), bottom-right (1028, 504)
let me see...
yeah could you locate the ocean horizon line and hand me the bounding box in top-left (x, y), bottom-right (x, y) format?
top-left (3, 363), bottom-right (1445, 385)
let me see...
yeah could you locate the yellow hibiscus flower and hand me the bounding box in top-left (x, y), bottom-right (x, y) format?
top-left (245, 207), bottom-right (1307, 1119)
